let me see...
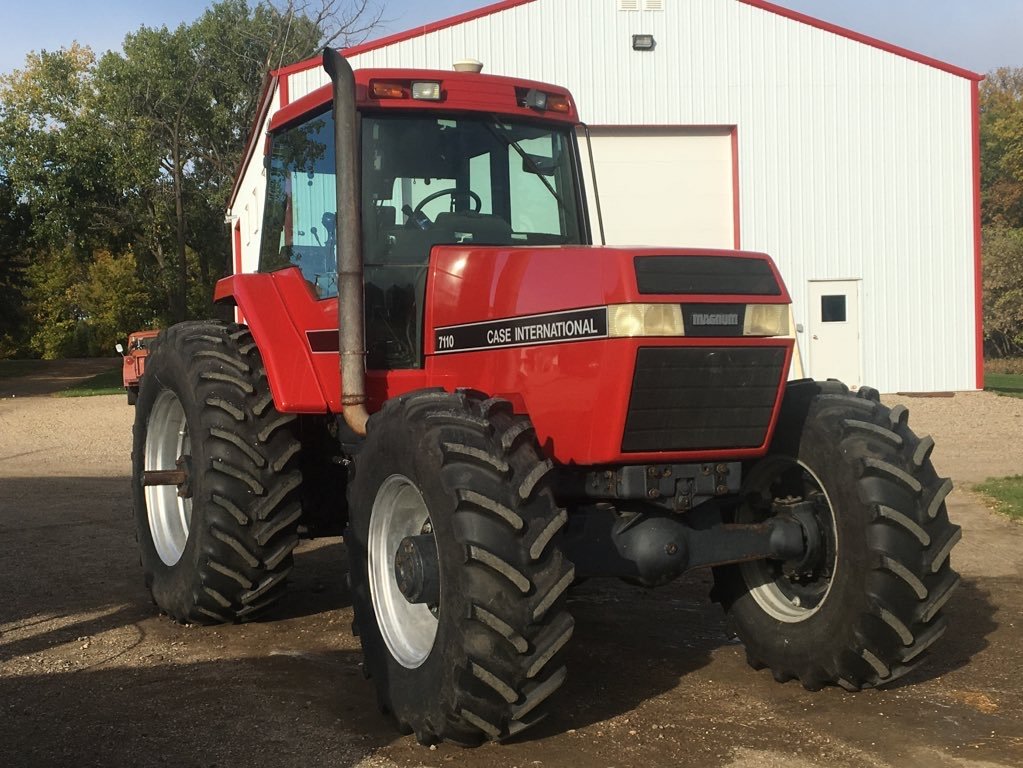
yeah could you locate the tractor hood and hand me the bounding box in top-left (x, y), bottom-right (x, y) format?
top-left (425, 245), bottom-right (791, 356)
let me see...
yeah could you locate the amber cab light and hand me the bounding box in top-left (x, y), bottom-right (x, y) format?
top-left (371, 81), bottom-right (406, 99)
top-left (547, 95), bottom-right (571, 113)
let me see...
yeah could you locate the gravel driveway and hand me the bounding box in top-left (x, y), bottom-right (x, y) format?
top-left (1, 386), bottom-right (1021, 768)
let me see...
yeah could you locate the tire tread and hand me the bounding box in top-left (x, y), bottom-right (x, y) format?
top-left (133, 321), bottom-right (303, 624)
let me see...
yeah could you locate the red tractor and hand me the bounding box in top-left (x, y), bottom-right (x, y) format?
top-left (131, 51), bottom-right (960, 745)
top-left (117, 329), bottom-right (159, 405)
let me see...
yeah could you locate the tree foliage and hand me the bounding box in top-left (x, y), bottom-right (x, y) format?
top-left (0, 175), bottom-right (32, 356)
top-left (0, 0), bottom-right (380, 358)
top-left (981, 68), bottom-right (1023, 228)
top-left (981, 68), bottom-right (1023, 358)
top-left (983, 226), bottom-right (1023, 357)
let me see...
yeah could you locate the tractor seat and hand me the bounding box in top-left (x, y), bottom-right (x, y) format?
top-left (433, 212), bottom-right (513, 245)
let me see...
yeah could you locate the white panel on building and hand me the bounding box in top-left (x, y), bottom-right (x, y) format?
top-left (579, 127), bottom-right (735, 248)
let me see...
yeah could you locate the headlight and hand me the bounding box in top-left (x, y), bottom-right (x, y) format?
top-left (743, 304), bottom-right (790, 336)
top-left (608, 304), bottom-right (685, 337)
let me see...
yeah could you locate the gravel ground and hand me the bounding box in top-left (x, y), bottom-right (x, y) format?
top-left (1, 377), bottom-right (1021, 768)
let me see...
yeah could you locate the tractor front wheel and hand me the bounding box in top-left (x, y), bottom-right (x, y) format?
top-left (712, 380), bottom-right (960, 690)
top-left (347, 390), bottom-right (575, 745)
top-left (132, 321), bottom-right (304, 623)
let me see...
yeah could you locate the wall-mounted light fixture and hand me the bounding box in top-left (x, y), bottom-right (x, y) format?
top-left (632, 34), bottom-right (656, 51)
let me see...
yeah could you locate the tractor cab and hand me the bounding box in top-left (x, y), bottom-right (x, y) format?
top-left (255, 70), bottom-right (587, 370)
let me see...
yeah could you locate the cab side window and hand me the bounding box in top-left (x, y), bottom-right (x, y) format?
top-left (260, 110), bottom-right (339, 298)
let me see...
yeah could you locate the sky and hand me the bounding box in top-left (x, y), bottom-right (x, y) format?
top-left (0, 0), bottom-right (1020, 77)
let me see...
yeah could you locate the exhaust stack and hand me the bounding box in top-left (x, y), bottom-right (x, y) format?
top-left (322, 48), bottom-right (369, 436)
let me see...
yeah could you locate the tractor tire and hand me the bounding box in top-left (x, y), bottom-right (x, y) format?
top-left (712, 380), bottom-right (960, 690)
top-left (132, 321), bottom-right (303, 624)
top-left (347, 389), bottom-right (575, 745)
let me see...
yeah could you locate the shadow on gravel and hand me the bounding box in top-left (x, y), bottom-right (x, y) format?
top-left (509, 573), bottom-right (725, 741)
top-left (0, 475), bottom-right (350, 612)
top-left (0, 650), bottom-right (397, 768)
top-left (272, 537), bottom-right (351, 621)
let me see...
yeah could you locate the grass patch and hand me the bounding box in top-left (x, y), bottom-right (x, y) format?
top-left (55, 368), bottom-right (125, 398)
top-left (985, 372), bottom-right (1023, 399)
top-left (0, 359), bottom-right (48, 379)
top-left (975, 476), bottom-right (1023, 522)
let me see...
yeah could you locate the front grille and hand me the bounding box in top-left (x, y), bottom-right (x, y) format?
top-left (622, 347), bottom-right (787, 452)
top-left (635, 255), bottom-right (781, 296)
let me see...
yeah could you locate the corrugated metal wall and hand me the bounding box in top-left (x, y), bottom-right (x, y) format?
top-left (270, 0), bottom-right (977, 392)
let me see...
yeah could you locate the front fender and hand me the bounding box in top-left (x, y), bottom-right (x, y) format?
top-left (214, 272), bottom-right (332, 412)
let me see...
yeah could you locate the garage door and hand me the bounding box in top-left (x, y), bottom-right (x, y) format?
top-left (578, 127), bottom-right (737, 248)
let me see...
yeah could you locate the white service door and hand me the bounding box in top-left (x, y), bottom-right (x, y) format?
top-left (578, 127), bottom-right (735, 248)
top-left (807, 280), bottom-right (862, 387)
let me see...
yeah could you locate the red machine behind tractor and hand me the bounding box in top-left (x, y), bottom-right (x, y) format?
top-left (116, 329), bottom-right (159, 405)
top-left (131, 51), bottom-right (960, 745)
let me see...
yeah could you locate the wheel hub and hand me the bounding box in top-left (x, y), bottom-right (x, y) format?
top-left (771, 497), bottom-right (826, 575)
top-left (739, 462), bottom-right (839, 623)
top-left (394, 534), bottom-right (440, 605)
top-left (368, 474), bottom-right (440, 669)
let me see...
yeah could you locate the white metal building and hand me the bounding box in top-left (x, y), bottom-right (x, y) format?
top-left (228, 0), bottom-right (983, 393)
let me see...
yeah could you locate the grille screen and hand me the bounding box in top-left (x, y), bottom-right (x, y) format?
top-left (635, 256), bottom-right (781, 296)
top-left (622, 347), bottom-right (787, 452)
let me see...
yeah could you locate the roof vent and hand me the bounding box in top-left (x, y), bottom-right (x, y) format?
top-left (617, 0), bottom-right (639, 10)
top-left (453, 59), bottom-right (483, 73)
top-left (643, 0), bottom-right (665, 10)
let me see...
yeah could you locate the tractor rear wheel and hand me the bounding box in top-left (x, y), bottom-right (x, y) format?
top-left (712, 380), bottom-right (960, 690)
top-left (132, 321), bottom-right (303, 623)
top-left (347, 390), bottom-right (575, 745)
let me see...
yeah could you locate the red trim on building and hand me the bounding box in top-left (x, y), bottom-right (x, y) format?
top-left (972, 81), bottom-right (984, 390)
top-left (738, 1), bottom-right (983, 82)
top-left (344, 0), bottom-right (538, 58)
top-left (731, 127), bottom-right (741, 249)
top-left (279, 73), bottom-right (290, 107)
top-left (271, 0), bottom-right (981, 85)
top-left (269, 0), bottom-right (540, 80)
top-left (272, 58), bottom-right (318, 78)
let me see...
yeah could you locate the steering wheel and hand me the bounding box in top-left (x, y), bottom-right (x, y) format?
top-left (412, 188), bottom-right (482, 217)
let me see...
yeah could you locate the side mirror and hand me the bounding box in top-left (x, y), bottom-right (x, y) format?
top-left (115, 343), bottom-right (125, 355)
top-left (522, 154), bottom-right (557, 176)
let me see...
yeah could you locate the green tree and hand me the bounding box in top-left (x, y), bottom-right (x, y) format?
top-left (981, 68), bottom-right (1023, 228)
top-left (0, 1), bottom-right (382, 355)
top-left (0, 45), bottom-right (126, 254)
top-left (983, 226), bottom-right (1023, 357)
top-left (95, 0), bottom-right (380, 323)
top-left (81, 251), bottom-right (159, 355)
top-left (0, 175), bottom-right (32, 357)
top-left (23, 248), bottom-right (88, 359)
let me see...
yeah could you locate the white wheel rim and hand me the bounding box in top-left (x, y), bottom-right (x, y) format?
top-left (740, 461), bottom-right (838, 624)
top-left (368, 474), bottom-right (439, 669)
top-left (144, 390), bottom-right (193, 566)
